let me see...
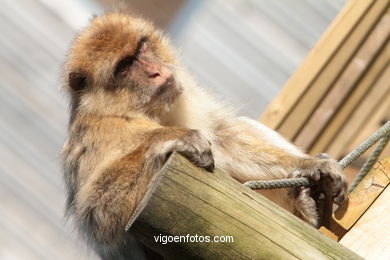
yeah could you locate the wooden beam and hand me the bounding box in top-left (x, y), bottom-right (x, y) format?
top-left (127, 153), bottom-right (362, 259)
top-left (339, 186), bottom-right (390, 259)
top-left (294, 11), bottom-right (390, 150)
top-left (329, 157), bottom-right (390, 239)
top-left (344, 97), bottom-right (390, 163)
top-left (260, 0), bottom-right (377, 130)
top-left (326, 65), bottom-right (390, 158)
top-left (310, 42), bottom-right (390, 155)
top-left (277, 0), bottom-right (389, 140)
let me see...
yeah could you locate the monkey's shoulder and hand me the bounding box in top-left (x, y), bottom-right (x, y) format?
top-left (69, 114), bottom-right (158, 137)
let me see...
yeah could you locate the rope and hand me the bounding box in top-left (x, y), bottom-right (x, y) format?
top-left (244, 120), bottom-right (390, 190)
top-left (244, 177), bottom-right (310, 190)
top-left (338, 120), bottom-right (390, 169)
top-left (348, 134), bottom-right (390, 193)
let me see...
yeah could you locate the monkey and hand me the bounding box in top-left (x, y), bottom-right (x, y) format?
top-left (61, 12), bottom-right (347, 259)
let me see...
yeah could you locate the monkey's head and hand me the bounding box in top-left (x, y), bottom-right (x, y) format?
top-left (65, 12), bottom-right (182, 118)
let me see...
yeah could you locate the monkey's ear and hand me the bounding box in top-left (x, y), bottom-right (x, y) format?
top-left (68, 71), bottom-right (87, 91)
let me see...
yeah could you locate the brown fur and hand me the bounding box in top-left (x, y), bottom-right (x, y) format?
top-left (61, 12), bottom-right (347, 259)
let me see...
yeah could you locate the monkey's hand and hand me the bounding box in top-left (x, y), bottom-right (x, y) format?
top-left (158, 130), bottom-right (214, 172)
top-left (289, 153), bottom-right (347, 227)
top-left (176, 130), bottom-right (215, 172)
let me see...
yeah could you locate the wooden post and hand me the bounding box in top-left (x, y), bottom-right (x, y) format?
top-left (126, 153), bottom-right (362, 259)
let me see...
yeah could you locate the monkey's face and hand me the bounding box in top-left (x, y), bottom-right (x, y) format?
top-left (113, 35), bottom-right (181, 112)
top-left (66, 13), bottom-right (182, 115)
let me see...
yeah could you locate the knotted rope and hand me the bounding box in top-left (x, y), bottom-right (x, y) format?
top-left (244, 120), bottom-right (390, 191)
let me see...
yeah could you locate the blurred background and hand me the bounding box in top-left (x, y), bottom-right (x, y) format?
top-left (0, 0), bottom-right (363, 259)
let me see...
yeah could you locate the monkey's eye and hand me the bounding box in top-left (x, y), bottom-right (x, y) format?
top-left (114, 56), bottom-right (134, 76)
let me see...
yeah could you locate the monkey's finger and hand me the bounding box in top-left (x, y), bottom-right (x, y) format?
top-left (194, 159), bottom-right (214, 172)
top-left (199, 150), bottom-right (215, 172)
top-left (296, 187), bottom-right (319, 227)
top-left (333, 186), bottom-right (347, 205)
top-left (300, 168), bottom-right (321, 182)
top-left (321, 192), bottom-right (333, 228)
top-left (178, 148), bottom-right (214, 173)
top-left (203, 162), bottom-right (214, 172)
top-left (332, 174), bottom-right (347, 205)
top-left (317, 176), bottom-right (334, 228)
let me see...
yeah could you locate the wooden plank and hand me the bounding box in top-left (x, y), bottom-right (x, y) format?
top-left (310, 42), bottom-right (390, 155)
top-left (329, 157), bottom-right (390, 238)
top-left (339, 187), bottom-right (390, 259)
top-left (277, 0), bottom-right (389, 139)
top-left (344, 96), bottom-right (390, 162)
top-left (294, 12), bottom-right (390, 150)
top-left (260, 0), bottom-right (375, 129)
top-left (127, 153), bottom-right (362, 259)
top-left (326, 65), bottom-right (390, 157)
top-left (319, 226), bottom-right (339, 241)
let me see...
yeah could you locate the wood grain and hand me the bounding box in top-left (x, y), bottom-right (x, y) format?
top-left (127, 153), bottom-right (362, 259)
top-left (310, 43), bottom-right (390, 155)
top-left (260, 0), bottom-right (375, 129)
top-left (277, 0), bottom-right (390, 140)
top-left (330, 157), bottom-right (390, 238)
top-left (294, 12), bottom-right (390, 150)
top-left (344, 96), bottom-right (390, 163)
top-left (326, 65), bottom-right (390, 157)
top-left (339, 187), bottom-right (390, 259)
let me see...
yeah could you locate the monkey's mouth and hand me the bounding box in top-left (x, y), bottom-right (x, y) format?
top-left (155, 77), bottom-right (176, 96)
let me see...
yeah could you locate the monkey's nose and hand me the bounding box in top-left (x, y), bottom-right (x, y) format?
top-left (146, 64), bottom-right (171, 80)
top-left (143, 64), bottom-right (161, 78)
top-left (149, 72), bottom-right (161, 78)
top-left (142, 62), bottom-right (168, 81)
top-left (150, 65), bottom-right (172, 85)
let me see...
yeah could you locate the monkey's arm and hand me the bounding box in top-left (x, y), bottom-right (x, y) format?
top-left (72, 127), bottom-right (213, 256)
top-left (212, 117), bottom-right (347, 226)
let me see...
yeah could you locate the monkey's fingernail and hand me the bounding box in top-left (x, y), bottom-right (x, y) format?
top-left (205, 163), bottom-right (214, 172)
top-left (311, 170), bottom-right (320, 181)
top-left (334, 193), bottom-right (345, 205)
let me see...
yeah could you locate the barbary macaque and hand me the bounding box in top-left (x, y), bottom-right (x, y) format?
top-left (61, 12), bottom-right (347, 259)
